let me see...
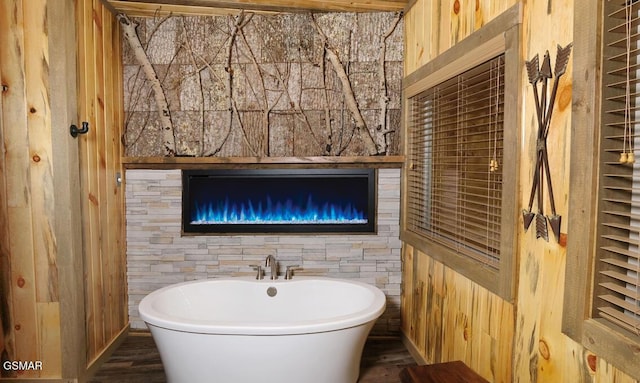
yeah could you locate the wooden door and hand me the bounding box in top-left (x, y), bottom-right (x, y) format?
top-left (76, 0), bottom-right (128, 368)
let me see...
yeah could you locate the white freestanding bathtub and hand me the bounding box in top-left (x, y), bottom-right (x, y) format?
top-left (138, 277), bottom-right (387, 383)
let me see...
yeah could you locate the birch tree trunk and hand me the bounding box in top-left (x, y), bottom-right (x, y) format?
top-left (311, 14), bottom-right (380, 155)
top-left (117, 13), bottom-right (176, 156)
top-left (378, 12), bottom-right (402, 154)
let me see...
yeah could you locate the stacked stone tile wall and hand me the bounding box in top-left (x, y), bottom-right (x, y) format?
top-left (125, 168), bottom-right (401, 335)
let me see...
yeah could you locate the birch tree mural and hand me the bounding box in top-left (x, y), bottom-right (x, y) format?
top-left (121, 11), bottom-right (403, 157)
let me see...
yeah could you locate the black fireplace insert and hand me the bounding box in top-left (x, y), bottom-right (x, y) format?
top-left (182, 168), bottom-right (376, 234)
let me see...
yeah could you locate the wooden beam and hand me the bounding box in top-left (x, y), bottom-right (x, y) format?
top-left (122, 155), bottom-right (405, 169)
top-left (106, 0), bottom-right (408, 16)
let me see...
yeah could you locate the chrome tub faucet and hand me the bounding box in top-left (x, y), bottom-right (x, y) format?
top-left (265, 255), bottom-right (278, 280)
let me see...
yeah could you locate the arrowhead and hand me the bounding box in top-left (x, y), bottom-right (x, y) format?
top-left (523, 211), bottom-right (535, 230)
top-left (547, 215), bottom-right (562, 243)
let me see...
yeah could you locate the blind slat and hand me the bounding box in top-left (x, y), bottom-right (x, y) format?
top-left (599, 281), bottom-right (640, 300)
top-left (601, 269), bottom-right (640, 286)
top-left (598, 307), bottom-right (640, 335)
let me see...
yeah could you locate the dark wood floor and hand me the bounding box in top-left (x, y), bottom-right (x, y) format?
top-left (89, 332), bottom-right (417, 383)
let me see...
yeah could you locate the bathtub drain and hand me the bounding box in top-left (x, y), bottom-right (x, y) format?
top-left (266, 286), bottom-right (277, 297)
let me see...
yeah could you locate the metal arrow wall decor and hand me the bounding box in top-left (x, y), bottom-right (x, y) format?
top-left (523, 43), bottom-right (572, 243)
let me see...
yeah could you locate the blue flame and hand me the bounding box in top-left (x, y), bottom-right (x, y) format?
top-left (191, 194), bottom-right (367, 225)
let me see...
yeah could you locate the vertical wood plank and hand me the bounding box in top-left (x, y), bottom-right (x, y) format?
top-left (115, 16), bottom-right (128, 330)
top-left (47, 0), bottom-right (88, 378)
top-left (438, 0), bottom-right (453, 55)
top-left (102, 4), bottom-right (117, 341)
top-left (24, 2), bottom-right (62, 376)
top-left (0, 67), bottom-right (6, 376)
top-left (412, 248), bottom-right (428, 356)
top-left (0, 0), bottom-right (40, 376)
top-left (94, 0), bottom-right (111, 348)
top-left (475, 0), bottom-right (486, 30)
top-left (0, 0), bottom-right (14, 368)
top-left (102, 5), bottom-right (127, 343)
top-left (24, 0), bottom-right (59, 306)
top-left (401, 243), bottom-right (414, 336)
top-left (77, 0), bottom-right (128, 366)
top-left (78, 0), bottom-right (100, 360)
top-left (37, 302), bottom-right (61, 377)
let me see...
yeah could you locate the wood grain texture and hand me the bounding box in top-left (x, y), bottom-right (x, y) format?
top-left (48, 0), bottom-right (88, 378)
top-left (24, 0), bottom-right (59, 306)
top-left (107, 0), bottom-right (408, 15)
top-left (1, 0), bottom-right (50, 378)
top-left (76, 0), bottom-right (129, 367)
top-left (401, 252), bottom-right (513, 382)
top-left (401, 0), bottom-right (638, 382)
top-left (404, 0), bottom-right (515, 74)
top-left (400, 361), bottom-right (489, 383)
top-left (122, 155), bottom-right (404, 169)
top-left (0, 0), bottom-right (81, 378)
top-left (513, 0), bottom-right (582, 382)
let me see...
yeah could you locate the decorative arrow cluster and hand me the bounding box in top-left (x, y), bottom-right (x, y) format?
top-left (523, 43), bottom-right (572, 242)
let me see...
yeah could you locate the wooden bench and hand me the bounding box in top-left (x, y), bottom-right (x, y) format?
top-left (399, 361), bottom-right (489, 383)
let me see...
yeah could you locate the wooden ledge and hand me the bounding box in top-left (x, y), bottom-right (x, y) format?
top-left (122, 156), bottom-right (405, 169)
top-left (400, 361), bottom-right (489, 383)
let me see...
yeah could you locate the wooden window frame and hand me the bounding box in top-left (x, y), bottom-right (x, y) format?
top-left (401, 4), bottom-right (522, 301)
top-left (564, 1), bottom-right (640, 379)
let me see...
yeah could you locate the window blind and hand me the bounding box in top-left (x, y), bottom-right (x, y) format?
top-left (406, 55), bottom-right (504, 269)
top-left (598, 0), bottom-right (640, 336)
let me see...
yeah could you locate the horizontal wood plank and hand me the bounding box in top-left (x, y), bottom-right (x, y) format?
top-left (400, 361), bottom-right (489, 383)
top-left (123, 155), bottom-right (405, 169)
top-left (106, 0), bottom-right (408, 15)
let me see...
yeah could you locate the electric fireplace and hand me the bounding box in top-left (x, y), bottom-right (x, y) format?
top-left (182, 168), bottom-right (376, 234)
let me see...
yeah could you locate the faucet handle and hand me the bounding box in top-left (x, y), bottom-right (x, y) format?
top-left (285, 265), bottom-right (302, 280)
top-left (249, 264), bottom-right (264, 280)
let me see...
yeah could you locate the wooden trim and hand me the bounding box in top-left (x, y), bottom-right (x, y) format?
top-left (402, 3), bottom-right (522, 97)
top-left (497, 13), bottom-right (522, 302)
top-left (582, 319), bottom-right (640, 379)
top-left (562, 0), bottom-right (603, 343)
top-left (564, 1), bottom-right (640, 380)
top-left (400, 231), bottom-right (502, 295)
top-left (400, 3), bottom-right (522, 301)
top-left (106, 0), bottom-right (408, 15)
top-left (400, 330), bottom-right (428, 365)
top-left (122, 155), bottom-right (405, 169)
top-left (99, 0), bottom-right (119, 14)
top-left (403, 0), bottom-right (419, 14)
top-left (85, 325), bottom-right (130, 380)
top-left (48, 0), bottom-right (87, 380)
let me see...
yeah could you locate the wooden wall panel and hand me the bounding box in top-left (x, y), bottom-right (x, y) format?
top-left (404, 0), bottom-right (515, 74)
top-left (1, 0), bottom-right (126, 379)
top-left (76, 0), bottom-right (128, 367)
top-left (24, 0), bottom-right (59, 306)
top-left (0, 0), bottom-right (61, 378)
top-left (0, 33), bottom-right (7, 374)
top-left (401, 249), bottom-right (513, 382)
top-left (402, 1), bottom-right (636, 382)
